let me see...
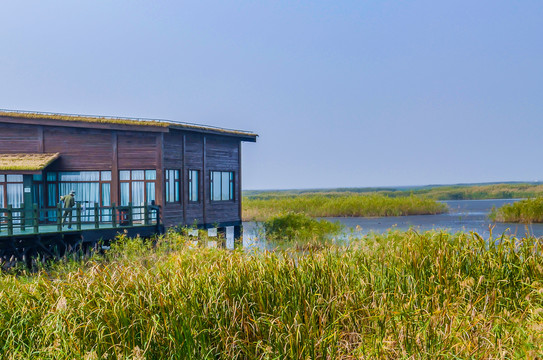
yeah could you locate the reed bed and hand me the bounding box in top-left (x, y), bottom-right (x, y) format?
top-left (490, 197), bottom-right (543, 223)
top-left (243, 193), bottom-right (447, 221)
top-left (245, 182), bottom-right (543, 201)
top-left (1, 230), bottom-right (542, 359)
top-left (263, 212), bottom-right (342, 243)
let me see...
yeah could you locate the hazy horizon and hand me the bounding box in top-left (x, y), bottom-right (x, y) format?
top-left (244, 180), bottom-right (543, 192)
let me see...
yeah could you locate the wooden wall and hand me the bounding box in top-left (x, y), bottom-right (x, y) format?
top-left (0, 121), bottom-right (244, 229)
top-left (44, 127), bottom-right (114, 170)
top-left (162, 130), bottom-right (242, 228)
top-left (204, 135), bottom-right (240, 225)
top-left (0, 123), bottom-right (41, 153)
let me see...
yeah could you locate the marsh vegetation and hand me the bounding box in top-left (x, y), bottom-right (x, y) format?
top-left (245, 182), bottom-right (543, 201)
top-left (490, 197), bottom-right (543, 223)
top-left (1, 230), bottom-right (542, 358)
top-left (243, 193), bottom-right (448, 221)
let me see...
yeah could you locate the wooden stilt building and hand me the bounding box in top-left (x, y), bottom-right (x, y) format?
top-left (0, 110), bottom-right (257, 261)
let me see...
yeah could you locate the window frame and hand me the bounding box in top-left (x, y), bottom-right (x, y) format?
top-left (210, 170), bottom-right (234, 202)
top-left (0, 174), bottom-right (24, 208)
top-left (45, 171), bottom-right (113, 208)
top-left (188, 169), bottom-right (200, 203)
top-left (165, 169), bottom-right (181, 204)
top-left (119, 170), bottom-right (157, 206)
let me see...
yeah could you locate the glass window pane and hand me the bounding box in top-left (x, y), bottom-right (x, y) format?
top-left (146, 182), bottom-right (155, 204)
top-left (166, 176), bottom-right (176, 202)
top-left (120, 183), bottom-right (130, 206)
top-left (120, 171), bottom-right (131, 181)
top-left (48, 184), bottom-right (57, 207)
top-left (0, 185), bottom-right (4, 207)
top-left (0, 175), bottom-right (5, 182)
top-left (101, 171), bottom-right (112, 181)
top-left (33, 174), bottom-right (43, 181)
top-left (7, 183), bottom-right (24, 207)
top-left (59, 183), bottom-right (99, 206)
top-left (145, 170), bottom-right (156, 180)
top-left (212, 172), bottom-right (222, 201)
top-left (47, 172), bottom-right (57, 181)
top-left (132, 181), bottom-right (145, 221)
top-left (102, 183), bottom-right (111, 206)
top-left (7, 175), bottom-right (23, 182)
top-left (222, 172), bottom-right (230, 201)
top-left (175, 179), bottom-right (179, 202)
top-left (132, 170), bottom-right (145, 180)
top-left (59, 171), bottom-right (100, 182)
top-left (189, 170), bottom-right (198, 202)
top-left (132, 181), bottom-right (145, 206)
top-left (59, 172), bottom-right (77, 181)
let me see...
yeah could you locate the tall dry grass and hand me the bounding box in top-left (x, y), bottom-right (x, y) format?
top-left (1, 230), bottom-right (542, 358)
top-left (243, 193), bottom-right (447, 221)
top-left (490, 197), bottom-right (543, 223)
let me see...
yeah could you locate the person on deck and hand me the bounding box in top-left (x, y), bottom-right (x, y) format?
top-left (61, 190), bottom-right (76, 229)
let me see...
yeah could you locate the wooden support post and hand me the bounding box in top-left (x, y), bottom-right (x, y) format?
top-left (57, 203), bottom-right (62, 232)
top-left (128, 202), bottom-right (133, 227)
top-left (33, 204), bottom-right (39, 234)
top-left (112, 203), bottom-right (117, 228)
top-left (144, 205), bottom-right (149, 226)
top-left (20, 204), bottom-right (26, 232)
top-left (94, 203), bottom-right (100, 229)
top-left (76, 203), bottom-right (82, 231)
top-left (7, 205), bottom-right (13, 236)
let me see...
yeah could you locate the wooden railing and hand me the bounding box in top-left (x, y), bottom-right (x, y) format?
top-left (0, 202), bottom-right (160, 236)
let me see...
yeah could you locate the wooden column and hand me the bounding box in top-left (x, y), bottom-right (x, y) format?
top-left (156, 133), bottom-right (165, 207)
top-left (37, 126), bottom-right (44, 153)
top-left (182, 134), bottom-right (187, 225)
top-left (202, 136), bottom-right (207, 227)
top-left (111, 132), bottom-right (119, 206)
top-left (238, 141), bottom-right (242, 221)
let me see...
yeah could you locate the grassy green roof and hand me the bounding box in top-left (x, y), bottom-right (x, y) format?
top-left (0, 153), bottom-right (60, 171)
top-left (0, 110), bottom-right (257, 138)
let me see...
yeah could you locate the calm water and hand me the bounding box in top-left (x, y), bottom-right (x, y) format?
top-left (242, 199), bottom-right (543, 249)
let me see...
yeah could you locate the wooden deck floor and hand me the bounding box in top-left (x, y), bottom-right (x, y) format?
top-left (0, 222), bottom-right (153, 238)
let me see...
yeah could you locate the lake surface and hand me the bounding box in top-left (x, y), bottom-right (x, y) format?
top-left (242, 199), bottom-right (543, 249)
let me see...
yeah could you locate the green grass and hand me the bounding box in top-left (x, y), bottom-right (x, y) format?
top-left (1, 230), bottom-right (542, 358)
top-left (263, 212), bottom-right (342, 244)
top-left (243, 193), bottom-right (448, 221)
top-left (490, 197), bottom-right (543, 223)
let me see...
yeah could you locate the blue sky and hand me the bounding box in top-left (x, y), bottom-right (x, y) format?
top-left (1, 1), bottom-right (542, 190)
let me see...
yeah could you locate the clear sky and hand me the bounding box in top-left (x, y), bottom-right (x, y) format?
top-left (1, 1), bottom-right (542, 190)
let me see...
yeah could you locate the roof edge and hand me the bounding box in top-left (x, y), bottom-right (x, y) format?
top-left (0, 109), bottom-right (258, 139)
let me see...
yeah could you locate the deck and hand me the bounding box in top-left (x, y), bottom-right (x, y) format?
top-left (0, 203), bottom-right (162, 263)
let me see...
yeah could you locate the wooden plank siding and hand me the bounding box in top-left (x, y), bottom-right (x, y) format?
top-left (0, 120), bottom-right (250, 230)
top-left (44, 127), bottom-right (113, 170)
top-left (185, 133), bottom-right (205, 226)
top-left (0, 123), bottom-right (41, 153)
top-left (162, 131), bottom-right (184, 227)
top-left (117, 133), bottom-right (159, 170)
top-left (204, 135), bottom-right (241, 225)
top-left (161, 131), bottom-right (242, 227)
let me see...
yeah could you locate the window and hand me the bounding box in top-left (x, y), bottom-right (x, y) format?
top-left (188, 170), bottom-right (199, 202)
top-left (210, 171), bottom-right (234, 201)
top-left (119, 170), bottom-right (157, 207)
top-left (165, 170), bottom-right (180, 203)
top-left (0, 174), bottom-right (24, 208)
top-left (45, 171), bottom-right (112, 221)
